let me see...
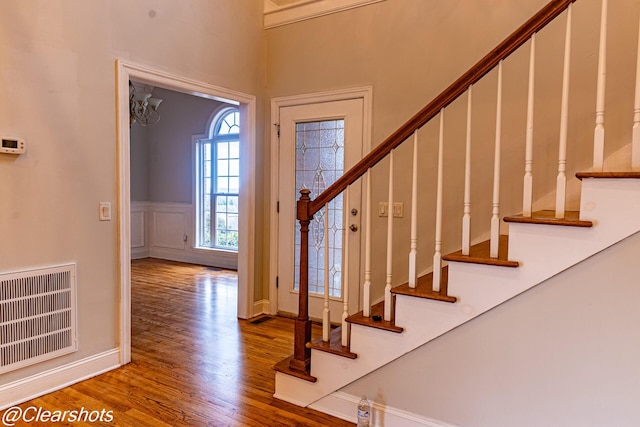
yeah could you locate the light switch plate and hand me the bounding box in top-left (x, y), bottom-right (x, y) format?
top-left (99, 202), bottom-right (112, 221)
top-left (378, 202), bottom-right (404, 218)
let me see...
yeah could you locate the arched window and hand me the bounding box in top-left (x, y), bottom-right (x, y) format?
top-left (195, 108), bottom-right (240, 250)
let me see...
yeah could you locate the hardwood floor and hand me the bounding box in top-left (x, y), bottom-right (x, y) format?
top-left (2, 258), bottom-right (353, 426)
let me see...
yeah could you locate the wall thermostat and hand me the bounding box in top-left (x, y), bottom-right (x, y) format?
top-left (1, 137), bottom-right (26, 154)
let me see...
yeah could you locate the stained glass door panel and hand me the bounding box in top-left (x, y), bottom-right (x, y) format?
top-left (277, 99), bottom-right (363, 318)
top-left (293, 120), bottom-right (344, 297)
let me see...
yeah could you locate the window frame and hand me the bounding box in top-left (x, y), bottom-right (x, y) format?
top-left (195, 106), bottom-right (240, 252)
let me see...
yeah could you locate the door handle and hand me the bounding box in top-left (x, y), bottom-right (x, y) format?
top-left (349, 224), bottom-right (358, 232)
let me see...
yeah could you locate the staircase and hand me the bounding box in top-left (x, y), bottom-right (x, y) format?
top-left (274, 0), bottom-right (640, 417)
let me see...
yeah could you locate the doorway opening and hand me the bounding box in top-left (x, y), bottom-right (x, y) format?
top-left (117, 60), bottom-right (256, 364)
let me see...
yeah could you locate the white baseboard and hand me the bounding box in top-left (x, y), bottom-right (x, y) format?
top-left (309, 391), bottom-right (459, 427)
top-left (131, 250), bottom-right (148, 260)
top-left (252, 299), bottom-right (270, 317)
top-left (0, 349), bottom-right (121, 410)
top-left (149, 247), bottom-right (238, 270)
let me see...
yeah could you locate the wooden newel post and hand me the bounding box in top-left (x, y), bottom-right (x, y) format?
top-left (289, 189), bottom-right (313, 374)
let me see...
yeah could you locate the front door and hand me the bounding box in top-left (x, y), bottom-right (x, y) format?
top-left (277, 99), bottom-right (364, 320)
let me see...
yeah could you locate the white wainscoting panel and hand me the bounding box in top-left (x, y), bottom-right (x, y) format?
top-left (153, 210), bottom-right (186, 250)
top-left (130, 202), bottom-right (238, 270)
top-left (131, 212), bottom-right (145, 248)
top-left (130, 201), bottom-right (148, 261)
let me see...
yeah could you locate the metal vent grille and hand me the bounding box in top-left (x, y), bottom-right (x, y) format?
top-left (0, 264), bottom-right (77, 373)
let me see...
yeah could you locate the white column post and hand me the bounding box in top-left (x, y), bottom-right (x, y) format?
top-left (593, 0), bottom-right (608, 172)
top-left (433, 110), bottom-right (444, 292)
top-left (322, 203), bottom-right (330, 342)
top-left (408, 131), bottom-right (419, 288)
top-left (523, 35), bottom-right (536, 217)
top-left (341, 187), bottom-right (350, 347)
top-left (556, 4), bottom-right (572, 219)
top-left (490, 61), bottom-right (504, 258)
top-left (462, 86), bottom-right (472, 255)
top-left (384, 151), bottom-right (394, 321)
top-left (362, 170), bottom-right (372, 317)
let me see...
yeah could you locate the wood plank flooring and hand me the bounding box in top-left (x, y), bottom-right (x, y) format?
top-left (1, 258), bottom-right (354, 426)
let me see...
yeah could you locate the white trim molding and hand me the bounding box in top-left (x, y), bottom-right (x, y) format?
top-left (309, 392), bottom-right (460, 427)
top-left (0, 349), bottom-right (120, 411)
top-left (269, 86), bottom-right (373, 315)
top-left (253, 299), bottom-right (271, 316)
top-left (264, 0), bottom-right (385, 29)
top-left (116, 60), bottom-right (257, 366)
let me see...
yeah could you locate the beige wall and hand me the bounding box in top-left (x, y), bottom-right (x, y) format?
top-left (342, 230), bottom-right (640, 426)
top-left (0, 0), bottom-right (265, 384)
top-left (136, 87), bottom-right (225, 204)
top-left (130, 120), bottom-right (150, 201)
top-left (265, 0), bottom-right (639, 303)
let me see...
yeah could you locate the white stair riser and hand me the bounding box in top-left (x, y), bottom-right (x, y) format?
top-left (274, 179), bottom-right (640, 409)
top-left (579, 178), bottom-right (640, 236)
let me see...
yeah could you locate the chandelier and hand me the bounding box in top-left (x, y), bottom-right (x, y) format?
top-left (129, 81), bottom-right (162, 126)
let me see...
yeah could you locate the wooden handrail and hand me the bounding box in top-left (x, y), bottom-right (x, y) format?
top-left (308, 0), bottom-right (577, 216)
top-left (288, 0), bottom-right (578, 377)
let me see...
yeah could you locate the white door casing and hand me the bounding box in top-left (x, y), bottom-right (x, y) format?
top-left (270, 87), bottom-right (373, 319)
top-left (116, 60), bottom-right (256, 365)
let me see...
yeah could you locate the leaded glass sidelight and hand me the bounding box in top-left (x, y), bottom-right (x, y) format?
top-left (293, 119), bottom-right (345, 298)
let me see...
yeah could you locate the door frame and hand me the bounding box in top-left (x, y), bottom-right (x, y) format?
top-left (269, 86), bottom-right (373, 315)
top-left (116, 60), bottom-right (256, 364)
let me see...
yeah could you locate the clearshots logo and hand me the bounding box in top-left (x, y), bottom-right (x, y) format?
top-left (2, 406), bottom-right (114, 426)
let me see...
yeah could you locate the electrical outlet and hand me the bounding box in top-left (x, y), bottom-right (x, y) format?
top-left (378, 202), bottom-right (404, 218)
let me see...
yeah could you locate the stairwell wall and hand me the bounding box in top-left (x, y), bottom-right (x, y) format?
top-left (340, 230), bottom-right (640, 426)
top-left (266, 0), bottom-right (638, 303)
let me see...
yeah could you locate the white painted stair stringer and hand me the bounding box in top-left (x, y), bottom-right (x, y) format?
top-left (274, 178), bottom-right (640, 408)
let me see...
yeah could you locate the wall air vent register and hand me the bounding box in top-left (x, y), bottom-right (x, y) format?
top-left (0, 264), bottom-right (78, 374)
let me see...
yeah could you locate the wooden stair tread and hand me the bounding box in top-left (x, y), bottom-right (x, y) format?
top-left (443, 235), bottom-right (518, 267)
top-left (307, 327), bottom-right (357, 359)
top-left (274, 355), bottom-right (317, 383)
top-left (346, 301), bottom-right (404, 333)
top-left (576, 171), bottom-right (640, 180)
top-left (391, 266), bottom-right (457, 303)
top-left (504, 210), bottom-right (592, 227)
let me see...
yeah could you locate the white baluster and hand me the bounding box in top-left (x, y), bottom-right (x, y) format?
top-left (363, 170), bottom-right (372, 317)
top-left (384, 151), bottom-right (394, 321)
top-left (523, 35), bottom-right (536, 217)
top-left (462, 86), bottom-right (472, 255)
top-left (556, 4), bottom-right (572, 219)
top-left (633, 15), bottom-right (640, 171)
top-left (433, 110), bottom-right (444, 292)
top-left (408, 131), bottom-right (419, 288)
top-left (342, 187), bottom-right (350, 347)
top-left (593, 0), bottom-right (608, 172)
top-left (490, 61), bottom-right (503, 258)
top-left (322, 203), bottom-right (330, 342)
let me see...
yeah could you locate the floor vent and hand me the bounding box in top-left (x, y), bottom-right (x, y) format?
top-left (250, 316), bottom-right (273, 324)
top-left (0, 264), bottom-right (77, 374)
